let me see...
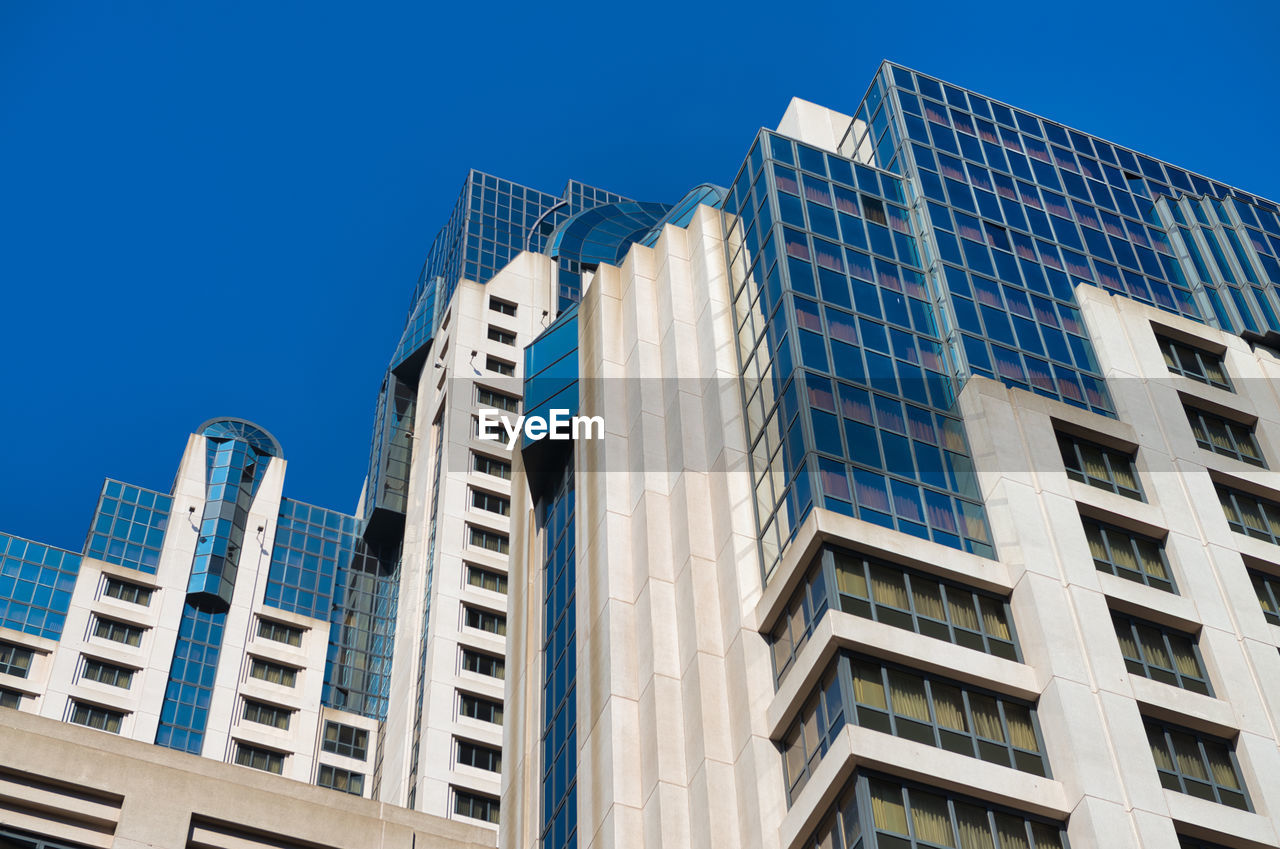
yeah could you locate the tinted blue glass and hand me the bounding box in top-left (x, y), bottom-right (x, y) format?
top-left (540, 462), bottom-right (577, 849)
top-left (0, 532), bottom-right (79, 639)
top-left (85, 480), bottom-right (171, 574)
top-left (155, 601), bottom-right (226, 754)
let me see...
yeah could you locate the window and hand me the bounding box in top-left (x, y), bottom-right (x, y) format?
top-left (235, 742), bottom-right (284, 774)
top-left (1058, 432), bottom-right (1143, 499)
top-left (454, 788), bottom-right (500, 824)
top-left (489, 297), bottom-right (517, 317)
top-left (1186, 407), bottom-right (1265, 466)
top-left (69, 701), bottom-right (123, 734)
top-left (473, 452), bottom-right (511, 480)
top-left (242, 699), bottom-right (292, 730)
top-left (486, 356), bottom-right (515, 376)
top-left (322, 721), bottom-right (368, 760)
top-left (466, 563), bottom-right (508, 594)
top-left (1083, 518), bottom-right (1175, 592)
top-left (477, 387), bottom-right (520, 414)
top-left (317, 764), bottom-right (364, 795)
top-left (487, 326), bottom-right (517, 346)
top-left (461, 648), bottom-right (505, 679)
top-left (82, 659), bottom-right (133, 689)
top-left (0, 688), bottom-right (19, 709)
top-left (464, 605), bottom-right (507, 636)
top-left (460, 692), bottom-right (503, 725)
top-left (468, 526), bottom-right (509, 554)
top-left (800, 774), bottom-right (1067, 849)
top-left (103, 577), bottom-right (152, 606)
top-left (93, 618), bottom-right (143, 648)
top-left (1249, 567), bottom-right (1280, 626)
top-left (1217, 484), bottom-right (1280, 545)
top-left (1158, 334), bottom-right (1231, 390)
top-left (457, 740), bottom-right (502, 773)
top-left (249, 658), bottom-right (298, 688)
top-left (772, 546), bottom-right (1018, 680)
top-left (0, 643), bottom-right (33, 678)
top-left (257, 618), bottom-right (303, 647)
top-left (1145, 719), bottom-right (1248, 809)
top-left (471, 489), bottom-right (511, 517)
top-left (1113, 613), bottom-right (1211, 695)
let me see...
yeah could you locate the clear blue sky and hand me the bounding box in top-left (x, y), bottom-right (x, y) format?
top-left (2, 1), bottom-right (1277, 551)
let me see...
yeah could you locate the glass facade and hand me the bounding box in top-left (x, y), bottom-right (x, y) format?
top-left (84, 480), bottom-right (171, 573)
top-left (539, 459), bottom-right (577, 849)
top-left (0, 532), bottom-right (79, 639)
top-left (155, 601), bottom-right (226, 754)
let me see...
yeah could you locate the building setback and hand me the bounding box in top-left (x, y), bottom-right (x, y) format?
top-left (4, 61), bottom-right (1280, 849)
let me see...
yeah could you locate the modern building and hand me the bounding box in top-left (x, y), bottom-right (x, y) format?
top-left (6, 60), bottom-right (1280, 849)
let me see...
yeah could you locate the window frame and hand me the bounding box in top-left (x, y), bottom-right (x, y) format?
top-left (317, 763), bottom-right (365, 795)
top-left (69, 700), bottom-right (124, 734)
top-left (103, 576), bottom-right (153, 606)
top-left (92, 617), bottom-right (144, 648)
top-left (454, 787), bottom-right (500, 824)
top-left (470, 488), bottom-right (511, 517)
top-left (1145, 718), bottom-right (1249, 810)
top-left (1248, 566), bottom-right (1280, 626)
top-left (487, 326), bottom-right (517, 346)
top-left (1185, 405), bottom-right (1265, 467)
top-left (472, 452), bottom-right (512, 480)
top-left (1058, 431), bottom-right (1144, 500)
top-left (1112, 612), bottom-right (1212, 696)
top-left (248, 657), bottom-right (298, 688)
top-left (463, 604), bottom-right (507, 637)
top-left (486, 355), bottom-right (516, 376)
top-left (1157, 333), bottom-right (1232, 391)
top-left (234, 742), bottom-right (285, 774)
top-left (459, 692), bottom-right (504, 725)
top-left (256, 618), bottom-right (304, 647)
top-left (456, 738), bottom-right (502, 773)
top-left (82, 658), bottom-right (134, 689)
top-left (466, 563), bottom-right (508, 594)
top-left (461, 647), bottom-right (505, 679)
top-left (0, 643), bottom-right (34, 678)
top-left (1217, 483), bottom-right (1280, 545)
top-left (1082, 517), bottom-right (1176, 592)
top-left (322, 721), bottom-right (369, 760)
top-left (242, 698), bottom-right (292, 730)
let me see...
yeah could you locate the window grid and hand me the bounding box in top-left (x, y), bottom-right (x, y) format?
top-left (322, 721), bottom-right (369, 760)
top-left (69, 701), bottom-right (123, 734)
top-left (472, 453), bottom-right (512, 480)
top-left (464, 605), bottom-right (506, 636)
top-left (457, 739), bottom-right (502, 773)
top-left (0, 532), bottom-right (80, 639)
top-left (317, 764), bottom-right (365, 795)
top-left (1217, 484), bottom-right (1280, 544)
top-left (82, 658), bottom-right (133, 689)
top-left (1145, 719), bottom-right (1248, 809)
top-left (103, 577), bottom-right (153, 606)
top-left (489, 298), bottom-right (517, 316)
top-left (486, 356), bottom-right (516, 377)
top-left (1082, 518), bottom-right (1175, 592)
top-left (468, 526), bottom-right (509, 555)
top-left (1158, 335), bottom-right (1232, 390)
top-left (1113, 613), bottom-right (1212, 695)
top-left (155, 601), bottom-right (225, 754)
top-left (235, 742), bottom-right (284, 774)
top-left (487, 326), bottom-right (517, 346)
top-left (257, 618), bottom-right (303, 647)
top-left (250, 658), bottom-right (298, 688)
top-left (454, 788), bottom-right (500, 824)
top-left (466, 563), bottom-right (508, 594)
top-left (471, 489), bottom-right (511, 516)
top-left (0, 688), bottom-right (19, 709)
top-left (476, 386), bottom-right (521, 414)
top-left (1249, 568), bottom-right (1280, 626)
top-left (242, 699), bottom-right (291, 730)
top-left (1185, 407), bottom-right (1265, 466)
top-left (461, 648), bottom-right (505, 679)
top-left (0, 643), bottom-right (33, 678)
top-left (93, 617), bottom-right (143, 647)
top-left (1058, 432), bottom-right (1143, 499)
top-left (85, 480), bottom-right (171, 574)
top-left (772, 545), bottom-right (1018, 681)
top-left (460, 692), bottom-right (503, 725)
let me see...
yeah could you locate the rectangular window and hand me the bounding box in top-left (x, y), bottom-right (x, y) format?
top-left (0, 643), bottom-right (34, 678)
top-left (1083, 518), bottom-right (1175, 592)
top-left (1158, 334), bottom-right (1232, 390)
top-left (457, 739), bottom-right (502, 773)
top-left (460, 692), bottom-right (504, 725)
top-left (242, 699), bottom-right (292, 730)
top-left (471, 489), bottom-right (511, 516)
top-left (257, 618), bottom-right (304, 647)
top-left (773, 546), bottom-right (1019, 680)
top-left (1217, 484), bottom-right (1280, 545)
top-left (486, 356), bottom-right (515, 376)
top-left (1186, 406), bottom-right (1265, 466)
top-left (0, 688), bottom-right (20, 709)
top-left (468, 526), bottom-right (509, 555)
top-left (454, 788), bottom-right (500, 824)
top-left (1113, 613), bottom-right (1212, 695)
top-left (249, 658), bottom-right (298, 688)
top-left (1058, 432), bottom-right (1143, 499)
top-left (1145, 718), bottom-right (1248, 809)
top-left (317, 764), bottom-right (364, 795)
top-left (466, 563), bottom-right (508, 594)
top-left (461, 648), bottom-right (505, 679)
top-left (103, 576), bottom-right (153, 606)
top-left (322, 721), bottom-right (369, 760)
top-left (487, 326), bottom-right (517, 346)
top-left (472, 453), bottom-right (512, 480)
top-left (464, 605), bottom-right (507, 637)
top-left (93, 617), bottom-right (143, 648)
top-left (477, 387), bottom-right (521, 414)
top-left (69, 701), bottom-right (123, 734)
top-left (82, 658), bottom-right (133, 689)
top-left (489, 297), bottom-right (517, 317)
top-left (1249, 568), bottom-right (1280, 626)
top-left (235, 742), bottom-right (284, 774)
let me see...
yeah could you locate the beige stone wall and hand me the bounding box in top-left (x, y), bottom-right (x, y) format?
top-left (0, 708), bottom-right (493, 849)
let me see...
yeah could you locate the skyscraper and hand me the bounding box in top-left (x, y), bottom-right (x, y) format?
top-left (5, 61), bottom-right (1280, 849)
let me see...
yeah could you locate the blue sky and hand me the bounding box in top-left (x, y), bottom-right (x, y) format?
top-left (2, 1), bottom-right (1277, 551)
